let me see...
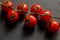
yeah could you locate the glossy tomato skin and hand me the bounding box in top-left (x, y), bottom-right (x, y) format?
top-left (7, 10), bottom-right (19, 22)
top-left (17, 2), bottom-right (28, 15)
top-left (1, 0), bottom-right (13, 12)
top-left (30, 4), bottom-right (42, 16)
top-left (25, 15), bottom-right (37, 27)
top-left (40, 10), bottom-right (52, 23)
top-left (47, 20), bottom-right (59, 33)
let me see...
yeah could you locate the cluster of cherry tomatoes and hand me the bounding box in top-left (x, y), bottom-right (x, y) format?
top-left (0, 0), bottom-right (60, 33)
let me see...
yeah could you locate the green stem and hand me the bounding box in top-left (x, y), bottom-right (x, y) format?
top-left (0, 2), bottom-right (27, 12)
top-left (0, 2), bottom-right (60, 19)
top-left (6, 0), bottom-right (9, 3)
top-left (52, 16), bottom-right (60, 19)
top-left (41, 14), bottom-right (60, 19)
top-left (0, 2), bottom-right (14, 10)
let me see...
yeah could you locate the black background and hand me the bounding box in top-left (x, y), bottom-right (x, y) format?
top-left (0, 0), bottom-right (60, 40)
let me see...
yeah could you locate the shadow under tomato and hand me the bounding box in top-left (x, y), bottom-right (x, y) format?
top-left (37, 20), bottom-right (47, 32)
top-left (22, 24), bottom-right (34, 37)
top-left (4, 19), bottom-right (17, 33)
top-left (0, 10), bottom-right (7, 21)
top-left (19, 15), bottom-right (26, 22)
top-left (44, 29), bottom-right (57, 40)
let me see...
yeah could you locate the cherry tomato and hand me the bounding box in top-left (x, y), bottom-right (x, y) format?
top-left (30, 4), bottom-right (42, 17)
top-left (40, 10), bottom-right (52, 23)
top-left (17, 2), bottom-right (28, 15)
top-left (25, 15), bottom-right (37, 27)
top-left (47, 20), bottom-right (59, 33)
top-left (1, 0), bottom-right (13, 12)
top-left (7, 10), bottom-right (19, 22)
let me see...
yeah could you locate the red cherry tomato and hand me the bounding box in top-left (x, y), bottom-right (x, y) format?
top-left (40, 10), bottom-right (52, 23)
top-left (25, 15), bottom-right (37, 27)
top-left (1, 0), bottom-right (13, 12)
top-left (7, 10), bottom-right (19, 22)
top-left (47, 20), bottom-right (60, 33)
top-left (30, 4), bottom-right (42, 17)
top-left (17, 2), bottom-right (28, 15)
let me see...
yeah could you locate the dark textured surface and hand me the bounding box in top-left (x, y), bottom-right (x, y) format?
top-left (0, 0), bottom-right (60, 40)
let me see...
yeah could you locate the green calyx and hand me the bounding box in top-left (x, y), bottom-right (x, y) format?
top-left (35, 6), bottom-right (39, 10)
top-left (10, 14), bottom-right (15, 20)
top-left (30, 12), bottom-right (36, 15)
top-left (25, 19), bottom-right (31, 24)
top-left (19, 2), bottom-right (24, 7)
